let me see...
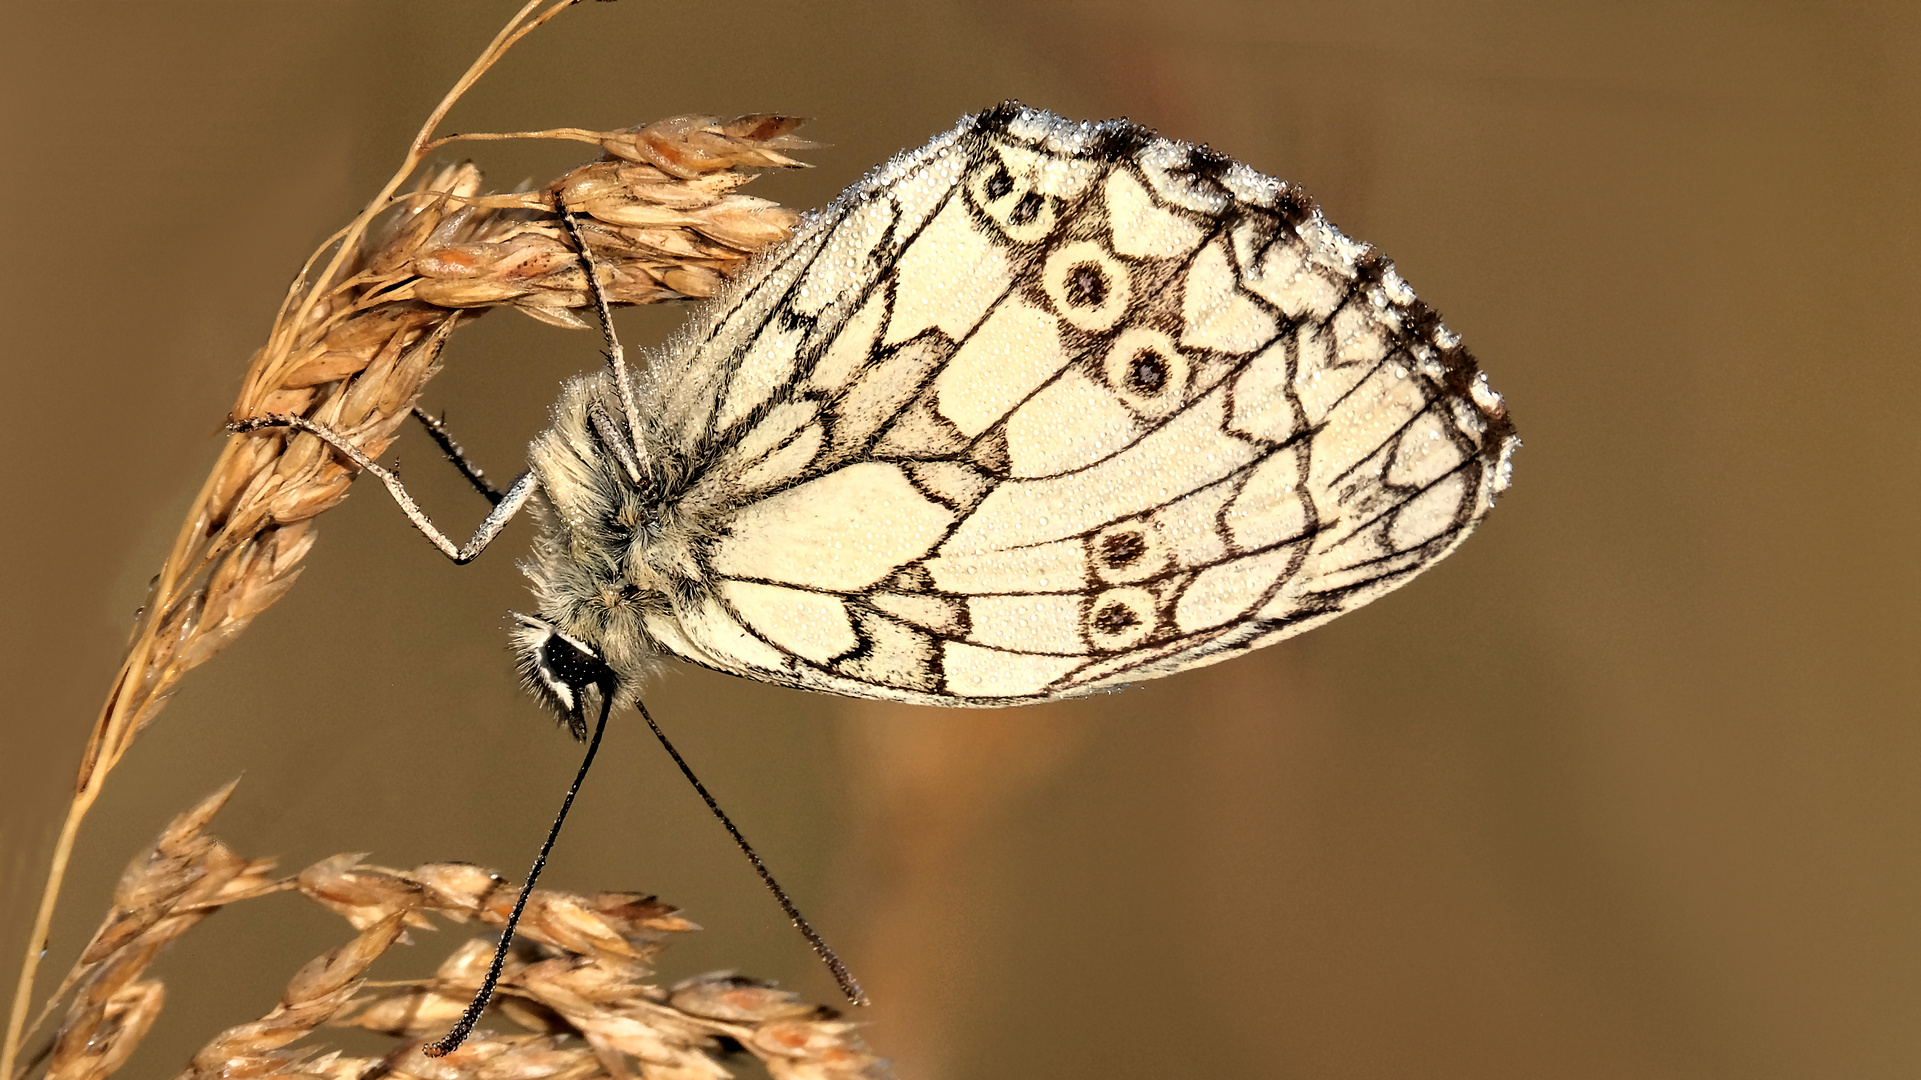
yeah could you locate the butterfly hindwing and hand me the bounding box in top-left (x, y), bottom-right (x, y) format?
top-left (619, 104), bottom-right (1516, 705)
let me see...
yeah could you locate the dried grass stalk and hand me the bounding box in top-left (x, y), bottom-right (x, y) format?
top-left (30, 788), bottom-right (886, 1080)
top-left (5, 3), bottom-right (817, 1074)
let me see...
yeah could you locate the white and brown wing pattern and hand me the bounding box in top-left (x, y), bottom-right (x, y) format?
top-left (608, 103), bottom-right (1517, 705)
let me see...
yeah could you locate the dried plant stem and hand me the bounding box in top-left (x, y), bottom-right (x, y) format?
top-left (268, 0), bottom-right (569, 376)
top-left (2, 2), bottom-right (816, 1073)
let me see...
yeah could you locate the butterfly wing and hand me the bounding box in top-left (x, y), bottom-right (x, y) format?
top-left (632, 103), bottom-right (1517, 705)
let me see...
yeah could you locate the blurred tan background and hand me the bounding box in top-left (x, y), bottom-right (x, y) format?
top-left (4, 1), bottom-right (1917, 1077)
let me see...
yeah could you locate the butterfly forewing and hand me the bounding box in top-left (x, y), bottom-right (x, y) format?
top-left (613, 104), bottom-right (1515, 705)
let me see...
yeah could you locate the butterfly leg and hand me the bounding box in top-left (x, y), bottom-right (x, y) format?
top-left (410, 405), bottom-right (507, 505)
top-left (229, 413), bottom-right (537, 564)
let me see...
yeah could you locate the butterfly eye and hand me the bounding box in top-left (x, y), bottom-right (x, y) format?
top-left (513, 615), bottom-right (617, 737)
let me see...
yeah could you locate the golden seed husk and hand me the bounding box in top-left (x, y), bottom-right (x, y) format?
top-left (36, 788), bottom-right (889, 1080)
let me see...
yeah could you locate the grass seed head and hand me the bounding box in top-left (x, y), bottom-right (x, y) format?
top-left (37, 788), bottom-right (888, 1080)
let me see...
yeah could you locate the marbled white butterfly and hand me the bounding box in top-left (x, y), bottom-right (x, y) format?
top-left (517, 101), bottom-right (1517, 711)
top-left (237, 102), bottom-right (1517, 1046)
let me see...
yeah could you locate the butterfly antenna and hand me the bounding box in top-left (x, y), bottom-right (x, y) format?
top-left (557, 198), bottom-right (648, 465)
top-left (634, 698), bottom-right (870, 1007)
top-left (423, 688), bottom-right (615, 1058)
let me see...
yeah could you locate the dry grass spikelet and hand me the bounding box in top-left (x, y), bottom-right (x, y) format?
top-left (34, 784), bottom-right (280, 1080)
top-left (31, 787), bottom-right (888, 1080)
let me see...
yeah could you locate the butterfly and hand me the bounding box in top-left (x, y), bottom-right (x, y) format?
top-left (250, 101), bottom-right (1516, 721)
top-left (505, 100), bottom-right (1516, 715)
top-left (236, 101), bottom-right (1517, 1042)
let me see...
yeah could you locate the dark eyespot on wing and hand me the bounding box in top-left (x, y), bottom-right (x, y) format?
top-left (1098, 530), bottom-right (1149, 569)
top-left (1065, 262), bottom-right (1109, 307)
top-left (1128, 350), bottom-right (1168, 394)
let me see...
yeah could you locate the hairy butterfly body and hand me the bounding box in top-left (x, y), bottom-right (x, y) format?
top-left (517, 102), bottom-right (1517, 713)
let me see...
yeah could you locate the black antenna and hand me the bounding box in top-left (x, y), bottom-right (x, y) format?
top-left (423, 686), bottom-right (614, 1058)
top-left (554, 196), bottom-right (866, 1006)
top-left (431, 205), bottom-right (869, 1051)
top-left (634, 698), bottom-right (870, 1006)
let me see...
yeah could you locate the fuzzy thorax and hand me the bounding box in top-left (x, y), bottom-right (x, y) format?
top-left (514, 371), bottom-right (691, 723)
